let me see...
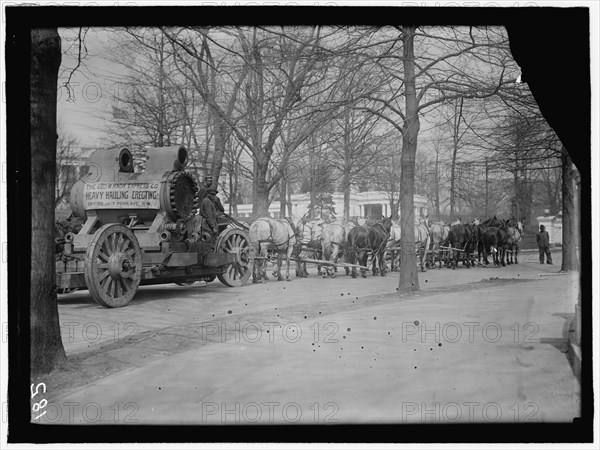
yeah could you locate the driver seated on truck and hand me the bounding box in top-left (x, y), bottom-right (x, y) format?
top-left (201, 188), bottom-right (219, 235)
top-left (198, 175), bottom-right (225, 216)
top-left (197, 175), bottom-right (213, 203)
top-left (213, 189), bottom-right (225, 215)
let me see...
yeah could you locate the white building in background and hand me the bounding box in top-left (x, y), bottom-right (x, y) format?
top-left (225, 191), bottom-right (429, 222)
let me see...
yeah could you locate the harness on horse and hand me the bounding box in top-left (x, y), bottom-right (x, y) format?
top-left (449, 228), bottom-right (476, 253)
top-left (388, 224), bottom-right (429, 249)
top-left (355, 224), bottom-right (388, 255)
top-left (257, 217), bottom-right (300, 253)
top-left (285, 217), bottom-right (301, 239)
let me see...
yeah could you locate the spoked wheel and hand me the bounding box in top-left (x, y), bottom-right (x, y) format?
top-left (84, 224), bottom-right (142, 308)
top-left (216, 227), bottom-right (251, 287)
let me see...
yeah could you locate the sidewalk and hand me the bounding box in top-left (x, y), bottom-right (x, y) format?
top-left (41, 258), bottom-right (580, 425)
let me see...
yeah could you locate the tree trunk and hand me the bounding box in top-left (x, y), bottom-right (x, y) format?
top-left (207, 51), bottom-right (224, 186)
top-left (390, 195), bottom-right (399, 220)
top-left (561, 146), bottom-right (579, 272)
top-left (253, 160), bottom-right (271, 217)
top-left (31, 28), bottom-right (67, 374)
top-left (203, 119), bottom-right (211, 170)
top-left (434, 152), bottom-right (441, 217)
top-left (254, 190), bottom-right (270, 218)
top-left (512, 169), bottom-right (521, 219)
top-left (308, 140), bottom-right (316, 219)
top-left (484, 157), bottom-right (489, 218)
top-left (279, 178), bottom-right (287, 218)
top-left (343, 179), bottom-right (350, 221)
top-left (232, 158), bottom-right (239, 216)
top-left (157, 39), bottom-right (165, 147)
top-left (449, 99), bottom-right (463, 217)
top-left (228, 167), bottom-right (234, 215)
top-left (450, 152), bottom-right (457, 217)
top-left (210, 114), bottom-right (226, 187)
top-left (398, 26), bottom-right (420, 294)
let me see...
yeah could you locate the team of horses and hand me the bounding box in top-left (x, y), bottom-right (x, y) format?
top-left (247, 213), bottom-right (524, 283)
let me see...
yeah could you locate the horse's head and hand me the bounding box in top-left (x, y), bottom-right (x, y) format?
top-left (379, 216), bottom-right (393, 233)
top-left (517, 220), bottom-right (524, 233)
top-left (485, 216), bottom-right (501, 228)
top-left (320, 211), bottom-right (330, 223)
top-left (290, 214), bottom-right (308, 239)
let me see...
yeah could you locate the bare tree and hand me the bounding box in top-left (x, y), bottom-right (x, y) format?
top-left (534, 158), bottom-right (562, 215)
top-left (31, 28), bottom-right (67, 374)
top-left (361, 26), bottom-right (512, 293)
top-left (436, 97), bottom-right (485, 217)
top-left (105, 29), bottom-right (191, 166)
top-left (221, 139), bottom-right (245, 215)
top-left (165, 27), bottom-right (374, 217)
top-left (561, 146), bottom-right (580, 272)
top-left (162, 27), bottom-right (249, 188)
top-left (331, 107), bottom-right (383, 220)
top-left (473, 80), bottom-right (565, 225)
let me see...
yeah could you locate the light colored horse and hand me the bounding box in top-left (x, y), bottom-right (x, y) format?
top-left (342, 220), bottom-right (357, 236)
top-left (429, 222), bottom-right (450, 269)
top-left (249, 215), bottom-right (306, 282)
top-left (296, 220), bottom-right (324, 277)
top-left (386, 224), bottom-right (402, 271)
top-left (505, 220), bottom-right (523, 264)
top-left (386, 218), bottom-right (431, 272)
top-left (320, 223), bottom-right (347, 278)
top-left (331, 220), bottom-right (357, 276)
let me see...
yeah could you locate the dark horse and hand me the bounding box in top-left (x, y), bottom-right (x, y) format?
top-left (346, 217), bottom-right (392, 278)
top-left (446, 223), bottom-right (478, 270)
top-left (478, 216), bottom-right (508, 267)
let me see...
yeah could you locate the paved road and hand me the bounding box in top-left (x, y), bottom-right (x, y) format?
top-left (41, 250), bottom-right (580, 425)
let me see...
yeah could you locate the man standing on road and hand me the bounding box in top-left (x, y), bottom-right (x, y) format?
top-left (536, 224), bottom-right (552, 264)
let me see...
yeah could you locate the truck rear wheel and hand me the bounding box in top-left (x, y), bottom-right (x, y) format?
top-left (84, 224), bottom-right (142, 308)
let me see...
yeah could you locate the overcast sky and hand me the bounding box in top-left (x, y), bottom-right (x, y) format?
top-left (58, 28), bottom-right (128, 148)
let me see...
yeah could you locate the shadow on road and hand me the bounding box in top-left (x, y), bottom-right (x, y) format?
top-left (58, 282), bottom-right (231, 308)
